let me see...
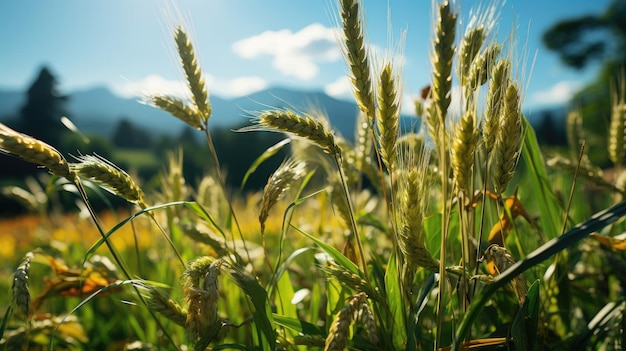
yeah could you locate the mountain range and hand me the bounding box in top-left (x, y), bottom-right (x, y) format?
top-left (0, 86), bottom-right (422, 141)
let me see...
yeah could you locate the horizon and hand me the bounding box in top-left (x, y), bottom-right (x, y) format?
top-left (0, 0), bottom-right (613, 113)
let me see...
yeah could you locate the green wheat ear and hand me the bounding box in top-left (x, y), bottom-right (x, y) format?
top-left (174, 26), bottom-right (211, 123)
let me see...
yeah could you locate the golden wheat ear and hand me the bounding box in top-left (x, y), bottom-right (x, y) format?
top-left (0, 123), bottom-right (75, 181)
top-left (70, 154), bottom-right (146, 207)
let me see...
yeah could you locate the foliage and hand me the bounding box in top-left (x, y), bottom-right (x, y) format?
top-left (1, 1), bottom-right (626, 350)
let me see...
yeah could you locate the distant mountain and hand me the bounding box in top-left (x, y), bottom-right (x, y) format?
top-left (0, 85), bottom-right (422, 141)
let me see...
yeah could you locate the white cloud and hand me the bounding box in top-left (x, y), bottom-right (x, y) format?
top-left (113, 74), bottom-right (268, 99)
top-left (218, 76), bottom-right (268, 97)
top-left (113, 74), bottom-right (188, 99)
top-left (232, 23), bottom-right (341, 80)
top-left (324, 76), bottom-right (353, 100)
top-left (529, 81), bottom-right (583, 107)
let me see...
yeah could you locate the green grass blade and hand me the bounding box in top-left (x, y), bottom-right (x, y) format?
top-left (83, 201), bottom-right (188, 265)
top-left (240, 138), bottom-right (291, 190)
top-left (225, 265), bottom-right (277, 350)
top-left (511, 279), bottom-right (540, 351)
top-left (291, 224), bottom-right (361, 276)
top-left (385, 251), bottom-right (407, 348)
top-left (454, 200), bottom-right (626, 350)
top-left (520, 117), bottom-right (563, 238)
top-left (571, 300), bottom-right (625, 348)
top-left (0, 305), bottom-right (11, 343)
top-left (272, 314), bottom-right (325, 336)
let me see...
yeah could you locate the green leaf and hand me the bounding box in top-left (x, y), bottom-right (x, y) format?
top-left (511, 279), bottom-right (540, 351)
top-left (385, 251), bottom-right (407, 348)
top-left (292, 225), bottom-right (361, 277)
top-left (225, 265), bottom-right (277, 350)
top-left (571, 300), bottom-right (626, 348)
top-left (83, 201), bottom-right (189, 265)
top-left (520, 117), bottom-right (563, 239)
top-left (454, 200), bottom-right (626, 350)
top-left (272, 314), bottom-right (325, 336)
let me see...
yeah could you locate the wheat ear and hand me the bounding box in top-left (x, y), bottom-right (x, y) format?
top-left (483, 59), bottom-right (511, 155)
top-left (459, 26), bottom-right (486, 85)
top-left (566, 110), bottom-right (585, 157)
top-left (152, 95), bottom-right (203, 130)
top-left (609, 77), bottom-right (626, 167)
top-left (466, 43), bottom-right (501, 97)
top-left (431, 0), bottom-right (457, 126)
top-left (147, 286), bottom-right (187, 327)
top-left (259, 160), bottom-right (307, 234)
top-left (174, 26), bottom-right (210, 121)
top-left (71, 154), bottom-right (146, 208)
top-left (252, 110), bottom-right (341, 156)
top-left (12, 252), bottom-right (34, 319)
top-left (356, 297), bottom-right (378, 345)
top-left (452, 111), bottom-right (479, 196)
top-left (0, 123), bottom-right (75, 181)
top-left (183, 257), bottom-right (221, 341)
top-left (339, 0), bottom-right (375, 122)
top-left (493, 82), bottom-right (523, 196)
top-left (397, 166), bottom-right (439, 272)
top-left (322, 262), bottom-right (383, 303)
top-left (324, 292), bottom-right (366, 351)
top-left (376, 62), bottom-right (400, 171)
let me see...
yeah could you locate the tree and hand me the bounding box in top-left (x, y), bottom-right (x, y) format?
top-left (111, 118), bottom-right (152, 149)
top-left (15, 66), bottom-right (69, 148)
top-left (543, 0), bottom-right (625, 69)
top-left (543, 0), bottom-right (626, 165)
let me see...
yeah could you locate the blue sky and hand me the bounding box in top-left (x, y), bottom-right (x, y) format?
top-left (0, 0), bottom-right (613, 113)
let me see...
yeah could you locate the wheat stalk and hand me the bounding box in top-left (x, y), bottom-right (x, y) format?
top-left (174, 26), bottom-right (211, 122)
top-left (338, 0), bottom-right (375, 122)
top-left (71, 154), bottom-right (147, 208)
top-left (0, 123), bottom-right (75, 181)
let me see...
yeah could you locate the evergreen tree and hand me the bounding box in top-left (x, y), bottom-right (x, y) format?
top-left (15, 66), bottom-right (68, 148)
